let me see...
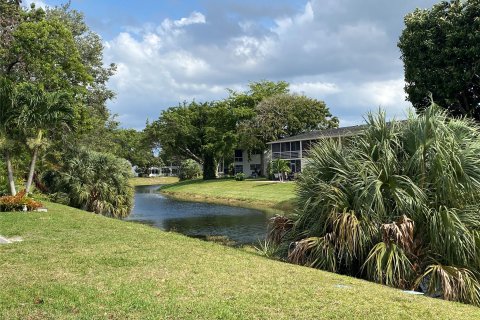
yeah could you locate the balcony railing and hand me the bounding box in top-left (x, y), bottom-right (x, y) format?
top-left (272, 151), bottom-right (301, 160)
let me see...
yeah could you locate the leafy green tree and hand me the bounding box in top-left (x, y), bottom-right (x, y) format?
top-left (146, 101), bottom-right (238, 180)
top-left (239, 93), bottom-right (338, 153)
top-left (398, 0), bottom-right (480, 119)
top-left (178, 159), bottom-right (202, 181)
top-left (226, 80), bottom-right (290, 111)
top-left (1, 2), bottom-right (116, 195)
top-left (44, 149), bottom-right (134, 218)
top-left (275, 105), bottom-right (480, 305)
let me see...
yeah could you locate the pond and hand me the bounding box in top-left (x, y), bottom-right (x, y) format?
top-left (125, 185), bottom-right (270, 245)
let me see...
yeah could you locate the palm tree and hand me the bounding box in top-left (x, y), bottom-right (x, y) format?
top-left (270, 159), bottom-right (291, 182)
top-left (15, 84), bottom-right (74, 195)
top-left (277, 105), bottom-right (480, 305)
top-left (45, 149), bottom-right (134, 218)
top-left (0, 77), bottom-right (18, 195)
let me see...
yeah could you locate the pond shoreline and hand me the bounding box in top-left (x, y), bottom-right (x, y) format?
top-left (158, 178), bottom-right (297, 214)
top-left (160, 190), bottom-right (294, 214)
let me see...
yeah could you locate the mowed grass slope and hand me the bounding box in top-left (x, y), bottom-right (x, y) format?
top-left (161, 178), bottom-right (296, 211)
top-left (1, 203), bottom-right (479, 319)
top-left (129, 176), bottom-right (179, 187)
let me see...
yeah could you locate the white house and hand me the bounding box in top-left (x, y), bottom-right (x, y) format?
top-left (233, 149), bottom-right (269, 177)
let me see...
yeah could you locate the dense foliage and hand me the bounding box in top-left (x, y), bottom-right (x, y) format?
top-left (146, 81), bottom-right (338, 179)
top-left (44, 149), bottom-right (133, 218)
top-left (399, 0), bottom-right (480, 119)
top-left (275, 105), bottom-right (480, 305)
top-left (178, 159), bottom-right (202, 181)
top-left (0, 1), bottom-right (118, 197)
top-left (238, 94), bottom-right (338, 153)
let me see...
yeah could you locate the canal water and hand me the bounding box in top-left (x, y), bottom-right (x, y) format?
top-left (125, 185), bottom-right (269, 245)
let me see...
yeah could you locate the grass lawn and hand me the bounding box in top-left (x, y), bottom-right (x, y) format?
top-left (1, 203), bottom-right (479, 319)
top-left (161, 178), bottom-right (296, 212)
top-left (129, 176), bottom-right (179, 187)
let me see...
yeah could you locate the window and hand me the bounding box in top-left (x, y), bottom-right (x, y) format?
top-left (250, 164), bottom-right (261, 172)
top-left (272, 143), bottom-right (280, 152)
top-left (234, 165), bottom-right (244, 174)
top-left (281, 142), bottom-right (290, 152)
top-left (289, 160), bottom-right (302, 173)
top-left (291, 141), bottom-right (300, 151)
top-left (234, 150), bottom-right (243, 162)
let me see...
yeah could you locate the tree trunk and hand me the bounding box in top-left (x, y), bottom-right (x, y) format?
top-left (203, 153), bottom-right (217, 180)
top-left (6, 150), bottom-right (16, 196)
top-left (25, 130), bottom-right (42, 195)
top-left (25, 146), bottom-right (39, 195)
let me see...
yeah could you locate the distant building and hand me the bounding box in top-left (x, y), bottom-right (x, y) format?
top-left (231, 125), bottom-right (366, 177)
top-left (233, 149), bottom-right (268, 177)
top-left (267, 125), bottom-right (366, 173)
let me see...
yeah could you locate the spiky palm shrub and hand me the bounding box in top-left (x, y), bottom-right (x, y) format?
top-left (281, 105), bottom-right (480, 305)
top-left (45, 149), bottom-right (134, 218)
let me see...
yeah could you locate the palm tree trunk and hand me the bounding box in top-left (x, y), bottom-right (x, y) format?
top-left (6, 150), bottom-right (16, 196)
top-left (25, 146), bottom-right (39, 195)
top-left (25, 130), bottom-right (42, 195)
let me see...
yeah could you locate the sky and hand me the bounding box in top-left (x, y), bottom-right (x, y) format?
top-left (25, 0), bottom-right (439, 129)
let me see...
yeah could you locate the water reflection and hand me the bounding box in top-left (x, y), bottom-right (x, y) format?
top-left (125, 185), bottom-right (269, 244)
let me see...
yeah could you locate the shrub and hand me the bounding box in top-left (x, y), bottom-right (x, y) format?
top-left (268, 159), bottom-right (291, 181)
top-left (277, 105), bottom-right (480, 306)
top-left (234, 173), bottom-right (246, 181)
top-left (178, 159), bottom-right (202, 181)
top-left (44, 149), bottom-right (134, 218)
top-left (0, 190), bottom-right (43, 212)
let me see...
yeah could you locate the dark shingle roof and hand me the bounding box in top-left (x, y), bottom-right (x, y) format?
top-left (267, 125), bottom-right (367, 144)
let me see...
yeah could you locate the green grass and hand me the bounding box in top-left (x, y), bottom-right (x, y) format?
top-left (129, 176), bottom-right (179, 187)
top-left (0, 203), bottom-right (479, 319)
top-left (161, 178), bottom-right (296, 211)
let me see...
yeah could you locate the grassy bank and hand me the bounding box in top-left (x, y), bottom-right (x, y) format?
top-left (129, 176), bottom-right (179, 187)
top-left (1, 203), bottom-right (479, 319)
top-left (161, 178), bottom-right (296, 212)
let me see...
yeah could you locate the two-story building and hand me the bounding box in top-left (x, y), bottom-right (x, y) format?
top-left (267, 125), bottom-right (366, 173)
top-left (232, 125), bottom-right (366, 177)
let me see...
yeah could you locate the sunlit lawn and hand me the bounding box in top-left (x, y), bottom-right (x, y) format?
top-left (1, 202), bottom-right (479, 319)
top-left (129, 176), bottom-right (179, 186)
top-left (161, 178), bottom-right (296, 211)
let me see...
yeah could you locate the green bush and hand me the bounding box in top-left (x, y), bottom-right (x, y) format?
top-left (276, 105), bottom-right (480, 306)
top-left (234, 173), bottom-right (246, 181)
top-left (44, 149), bottom-right (134, 218)
top-left (178, 159), bottom-right (202, 181)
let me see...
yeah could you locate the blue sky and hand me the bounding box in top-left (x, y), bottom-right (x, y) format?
top-left (26, 0), bottom-right (439, 129)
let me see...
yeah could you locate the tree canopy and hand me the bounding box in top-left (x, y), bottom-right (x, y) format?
top-left (238, 93), bottom-right (338, 152)
top-left (399, 0), bottom-right (480, 119)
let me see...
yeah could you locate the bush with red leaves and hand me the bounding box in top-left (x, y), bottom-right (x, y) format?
top-left (0, 190), bottom-right (43, 212)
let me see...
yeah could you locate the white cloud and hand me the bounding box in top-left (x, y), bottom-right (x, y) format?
top-left (23, 0), bottom-right (47, 9)
top-left (103, 0), bottom-right (436, 129)
top-left (161, 12), bottom-right (206, 30)
top-left (290, 82), bottom-right (341, 97)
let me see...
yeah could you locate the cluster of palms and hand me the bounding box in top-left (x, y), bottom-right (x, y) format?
top-left (272, 105), bottom-right (480, 305)
top-left (0, 78), bottom-right (74, 196)
top-left (44, 149), bottom-right (134, 218)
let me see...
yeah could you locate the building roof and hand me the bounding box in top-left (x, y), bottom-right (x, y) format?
top-left (267, 124), bottom-right (367, 144)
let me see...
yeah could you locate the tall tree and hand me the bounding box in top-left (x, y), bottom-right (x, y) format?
top-left (398, 0), bottom-right (480, 119)
top-left (145, 101), bottom-right (238, 180)
top-left (0, 2), bottom-right (116, 194)
top-left (238, 93), bottom-right (338, 152)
